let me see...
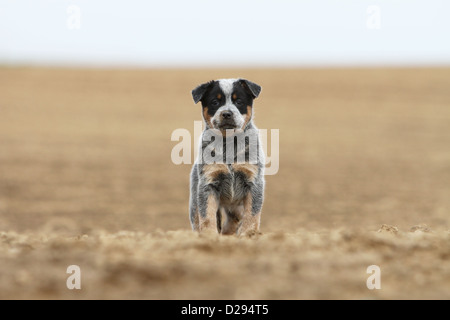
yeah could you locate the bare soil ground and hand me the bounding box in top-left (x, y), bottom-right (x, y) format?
top-left (0, 67), bottom-right (449, 299)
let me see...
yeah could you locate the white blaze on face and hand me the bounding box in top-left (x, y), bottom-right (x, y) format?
top-left (212, 79), bottom-right (245, 129)
top-left (218, 79), bottom-right (237, 104)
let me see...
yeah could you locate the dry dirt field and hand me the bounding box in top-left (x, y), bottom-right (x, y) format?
top-left (0, 67), bottom-right (449, 300)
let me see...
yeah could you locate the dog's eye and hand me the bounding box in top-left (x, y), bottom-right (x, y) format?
top-left (211, 99), bottom-right (220, 107)
top-left (235, 99), bottom-right (244, 107)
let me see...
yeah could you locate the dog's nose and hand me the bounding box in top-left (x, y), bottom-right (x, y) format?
top-left (221, 111), bottom-right (232, 119)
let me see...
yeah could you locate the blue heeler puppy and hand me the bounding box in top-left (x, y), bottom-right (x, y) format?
top-left (190, 79), bottom-right (265, 235)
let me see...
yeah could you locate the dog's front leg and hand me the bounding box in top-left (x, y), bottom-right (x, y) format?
top-left (238, 192), bottom-right (261, 236)
top-left (198, 189), bottom-right (220, 234)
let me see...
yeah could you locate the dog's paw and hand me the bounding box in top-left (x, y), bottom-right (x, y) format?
top-left (240, 229), bottom-right (262, 239)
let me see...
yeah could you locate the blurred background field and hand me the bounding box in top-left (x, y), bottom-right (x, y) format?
top-left (0, 67), bottom-right (449, 299)
top-left (1, 67), bottom-right (449, 234)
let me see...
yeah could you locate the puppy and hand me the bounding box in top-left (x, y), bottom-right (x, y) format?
top-left (189, 79), bottom-right (265, 235)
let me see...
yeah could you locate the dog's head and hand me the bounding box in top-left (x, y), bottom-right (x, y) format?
top-left (192, 79), bottom-right (261, 132)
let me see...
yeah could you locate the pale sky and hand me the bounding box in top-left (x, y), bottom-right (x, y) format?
top-left (0, 0), bottom-right (449, 67)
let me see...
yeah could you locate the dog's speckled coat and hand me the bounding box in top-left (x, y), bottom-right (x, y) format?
top-left (190, 79), bottom-right (265, 235)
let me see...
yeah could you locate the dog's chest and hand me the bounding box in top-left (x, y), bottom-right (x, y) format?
top-left (202, 163), bottom-right (258, 202)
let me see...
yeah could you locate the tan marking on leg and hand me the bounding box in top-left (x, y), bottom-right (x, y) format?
top-left (203, 107), bottom-right (213, 128)
top-left (199, 194), bottom-right (219, 233)
top-left (231, 163), bottom-right (258, 183)
top-left (221, 209), bottom-right (241, 235)
top-left (241, 106), bottom-right (252, 129)
top-left (237, 193), bottom-right (261, 236)
top-left (203, 164), bottom-right (229, 184)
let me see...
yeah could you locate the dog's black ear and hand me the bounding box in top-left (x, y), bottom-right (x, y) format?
top-left (239, 79), bottom-right (262, 99)
top-left (192, 81), bottom-right (214, 104)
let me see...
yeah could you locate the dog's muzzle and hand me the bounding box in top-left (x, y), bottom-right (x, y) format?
top-left (218, 111), bottom-right (237, 129)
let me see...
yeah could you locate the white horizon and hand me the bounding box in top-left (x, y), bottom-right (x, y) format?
top-left (1, 0), bottom-right (449, 67)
